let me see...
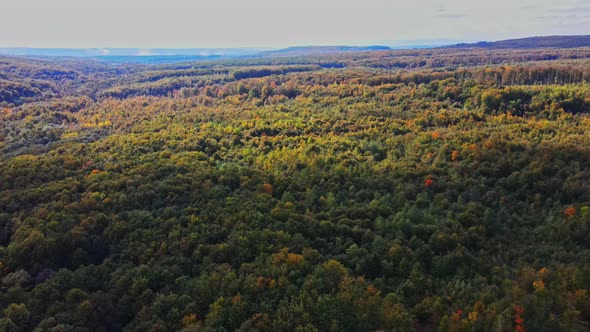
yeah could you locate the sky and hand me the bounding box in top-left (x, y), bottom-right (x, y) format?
top-left (1, 0), bottom-right (589, 48)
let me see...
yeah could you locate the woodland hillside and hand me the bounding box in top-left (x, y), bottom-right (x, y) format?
top-left (1, 46), bottom-right (590, 331)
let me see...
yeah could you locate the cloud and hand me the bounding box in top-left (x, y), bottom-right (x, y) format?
top-left (435, 13), bottom-right (466, 19)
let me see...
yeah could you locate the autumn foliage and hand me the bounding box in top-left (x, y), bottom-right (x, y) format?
top-left (1, 46), bottom-right (590, 331)
top-left (262, 182), bottom-right (274, 195)
top-left (514, 305), bottom-right (526, 332)
top-left (564, 207), bottom-right (577, 217)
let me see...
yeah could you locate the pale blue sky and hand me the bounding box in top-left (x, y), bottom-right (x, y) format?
top-left (1, 0), bottom-right (589, 48)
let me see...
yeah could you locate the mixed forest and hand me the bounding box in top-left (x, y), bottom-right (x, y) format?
top-left (1, 44), bottom-right (590, 331)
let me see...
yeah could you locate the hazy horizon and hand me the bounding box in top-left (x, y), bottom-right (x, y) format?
top-left (0, 35), bottom-right (586, 51)
top-left (1, 0), bottom-right (588, 49)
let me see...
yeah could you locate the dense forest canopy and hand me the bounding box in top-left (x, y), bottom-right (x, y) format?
top-left (1, 46), bottom-right (590, 331)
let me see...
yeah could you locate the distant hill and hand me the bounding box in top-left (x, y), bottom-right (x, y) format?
top-left (93, 54), bottom-right (227, 65)
top-left (260, 45), bottom-right (391, 57)
top-left (4, 36), bottom-right (590, 65)
top-left (0, 48), bottom-right (263, 57)
top-left (447, 35), bottom-right (590, 49)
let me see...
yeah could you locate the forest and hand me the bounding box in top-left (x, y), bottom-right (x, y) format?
top-left (1, 45), bottom-right (590, 331)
